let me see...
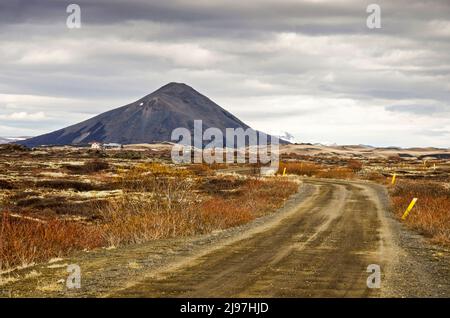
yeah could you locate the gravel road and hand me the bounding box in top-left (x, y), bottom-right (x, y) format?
top-left (3, 178), bottom-right (450, 297)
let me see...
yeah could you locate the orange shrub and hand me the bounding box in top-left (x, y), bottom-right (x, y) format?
top-left (390, 181), bottom-right (450, 245)
top-left (277, 161), bottom-right (321, 176)
top-left (0, 211), bottom-right (103, 271)
top-left (0, 172), bottom-right (298, 271)
top-left (199, 198), bottom-right (253, 230)
top-left (363, 171), bottom-right (388, 184)
top-left (277, 161), bottom-right (356, 179)
top-left (347, 159), bottom-right (363, 172)
top-left (186, 163), bottom-right (212, 176)
top-left (316, 167), bottom-right (355, 179)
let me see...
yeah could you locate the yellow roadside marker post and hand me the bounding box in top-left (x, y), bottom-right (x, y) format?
top-left (391, 173), bottom-right (397, 185)
top-left (282, 167), bottom-right (287, 176)
top-left (401, 198), bottom-right (418, 220)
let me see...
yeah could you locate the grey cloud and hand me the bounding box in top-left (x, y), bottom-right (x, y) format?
top-left (386, 104), bottom-right (449, 115)
top-left (0, 0), bottom-right (450, 146)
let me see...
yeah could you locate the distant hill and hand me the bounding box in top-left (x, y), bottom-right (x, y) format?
top-left (19, 83), bottom-right (281, 147)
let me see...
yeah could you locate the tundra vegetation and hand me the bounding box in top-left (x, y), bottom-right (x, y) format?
top-left (279, 152), bottom-right (450, 246)
top-left (389, 181), bottom-right (450, 245)
top-left (1, 144), bottom-right (449, 272)
top-left (0, 146), bottom-right (297, 271)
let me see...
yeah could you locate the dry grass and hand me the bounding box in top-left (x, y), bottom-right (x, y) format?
top-left (199, 178), bottom-right (297, 231)
top-left (117, 162), bottom-right (193, 193)
top-left (278, 161), bottom-right (321, 176)
top-left (277, 161), bottom-right (356, 179)
top-left (390, 180), bottom-right (450, 245)
top-left (362, 171), bottom-right (389, 184)
top-left (0, 162), bottom-right (298, 271)
top-left (346, 159), bottom-right (363, 172)
top-left (98, 163), bottom-right (199, 245)
top-left (98, 198), bottom-right (202, 246)
top-left (0, 179), bottom-right (15, 190)
top-left (316, 167), bottom-right (355, 179)
top-left (99, 175), bottom-right (297, 246)
top-left (0, 211), bottom-right (103, 271)
top-left (35, 179), bottom-right (98, 191)
top-left (63, 159), bottom-right (109, 174)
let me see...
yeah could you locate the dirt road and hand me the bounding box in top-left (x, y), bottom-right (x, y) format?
top-left (111, 179), bottom-right (450, 297)
top-left (3, 178), bottom-right (450, 297)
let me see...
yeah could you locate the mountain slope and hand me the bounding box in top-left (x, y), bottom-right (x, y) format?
top-left (20, 83), bottom-right (263, 147)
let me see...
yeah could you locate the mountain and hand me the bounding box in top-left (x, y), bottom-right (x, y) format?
top-left (19, 83), bottom-right (280, 147)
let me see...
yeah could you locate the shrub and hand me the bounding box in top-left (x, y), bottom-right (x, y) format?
top-left (277, 161), bottom-right (321, 176)
top-left (118, 163), bottom-right (194, 195)
top-left (98, 176), bottom-right (297, 246)
top-left (0, 164), bottom-right (299, 270)
top-left (316, 167), bottom-right (355, 179)
top-left (185, 164), bottom-right (212, 176)
top-left (98, 197), bottom-right (201, 246)
top-left (390, 180), bottom-right (450, 245)
top-left (347, 159), bottom-right (363, 172)
top-left (363, 171), bottom-right (388, 184)
top-left (0, 179), bottom-right (14, 190)
top-left (0, 211), bottom-right (103, 271)
top-left (199, 198), bottom-right (253, 230)
top-left (200, 176), bottom-right (246, 195)
top-left (112, 151), bottom-right (144, 160)
top-left (64, 159), bottom-right (109, 174)
top-left (277, 161), bottom-right (356, 179)
top-left (35, 180), bottom-right (96, 191)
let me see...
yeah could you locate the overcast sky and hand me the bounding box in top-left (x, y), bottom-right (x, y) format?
top-left (1, 0), bottom-right (449, 147)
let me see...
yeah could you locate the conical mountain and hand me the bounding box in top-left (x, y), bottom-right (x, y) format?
top-left (19, 83), bottom-right (267, 147)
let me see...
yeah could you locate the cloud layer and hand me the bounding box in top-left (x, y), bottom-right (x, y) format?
top-left (0, 0), bottom-right (449, 147)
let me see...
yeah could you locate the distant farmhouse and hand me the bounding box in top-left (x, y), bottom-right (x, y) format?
top-left (90, 142), bottom-right (102, 150)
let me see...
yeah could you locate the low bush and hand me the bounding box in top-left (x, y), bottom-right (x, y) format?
top-left (277, 161), bottom-right (356, 179)
top-left (277, 161), bottom-right (321, 176)
top-left (64, 159), bottom-right (109, 174)
top-left (316, 167), bottom-right (355, 179)
top-left (0, 162), bottom-right (298, 271)
top-left (112, 151), bottom-right (144, 160)
top-left (0, 179), bottom-right (14, 190)
top-left (390, 180), bottom-right (450, 245)
top-left (347, 159), bottom-right (363, 172)
top-left (0, 211), bottom-right (103, 271)
top-left (35, 180), bottom-right (96, 191)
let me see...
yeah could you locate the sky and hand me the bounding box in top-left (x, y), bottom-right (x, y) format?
top-left (0, 0), bottom-right (449, 147)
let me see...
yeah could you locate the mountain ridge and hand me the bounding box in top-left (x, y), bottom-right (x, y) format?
top-left (19, 82), bottom-right (276, 147)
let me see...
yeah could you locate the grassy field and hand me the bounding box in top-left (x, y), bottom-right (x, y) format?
top-left (0, 146), bottom-right (297, 271)
top-left (278, 152), bottom-right (450, 246)
top-left (1, 143), bottom-right (449, 271)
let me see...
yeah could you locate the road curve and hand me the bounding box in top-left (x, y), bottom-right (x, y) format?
top-left (5, 178), bottom-right (450, 297)
top-left (113, 179), bottom-right (396, 297)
